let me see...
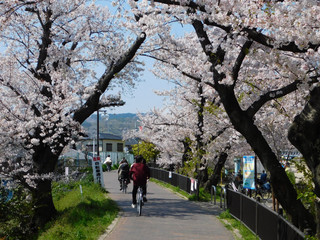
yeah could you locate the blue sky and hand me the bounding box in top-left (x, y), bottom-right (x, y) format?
top-left (107, 66), bottom-right (174, 114)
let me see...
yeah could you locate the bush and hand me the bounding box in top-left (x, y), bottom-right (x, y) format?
top-left (102, 163), bottom-right (107, 172)
top-left (188, 187), bottom-right (211, 202)
top-left (112, 163), bottom-right (119, 170)
top-left (0, 168), bottom-right (94, 240)
top-left (0, 186), bottom-right (34, 240)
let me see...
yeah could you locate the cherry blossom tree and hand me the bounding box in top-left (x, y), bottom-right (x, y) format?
top-left (288, 86), bottom-right (320, 237)
top-left (124, 64), bottom-right (241, 189)
top-left (128, 0), bottom-right (320, 234)
top-left (0, 0), bottom-right (145, 229)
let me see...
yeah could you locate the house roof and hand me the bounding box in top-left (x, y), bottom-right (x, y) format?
top-left (99, 133), bottom-right (122, 140)
top-left (125, 137), bottom-right (140, 146)
top-left (80, 133), bottom-right (123, 141)
top-left (60, 149), bottom-right (87, 160)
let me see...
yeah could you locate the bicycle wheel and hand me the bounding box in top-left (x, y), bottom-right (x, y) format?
top-left (263, 189), bottom-right (272, 201)
top-left (137, 188), bottom-right (142, 216)
top-left (254, 189), bottom-right (263, 202)
top-left (121, 179), bottom-right (125, 193)
top-left (123, 180), bottom-right (127, 194)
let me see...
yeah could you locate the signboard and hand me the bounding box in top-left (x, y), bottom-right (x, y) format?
top-left (190, 178), bottom-right (198, 192)
top-left (92, 156), bottom-right (105, 187)
top-left (243, 156), bottom-right (255, 190)
top-left (0, 178), bottom-right (13, 201)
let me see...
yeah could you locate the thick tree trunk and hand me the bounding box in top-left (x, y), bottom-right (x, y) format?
top-left (31, 179), bottom-right (57, 229)
top-left (288, 86), bottom-right (320, 237)
top-left (25, 32), bottom-right (147, 232)
top-left (216, 83), bottom-right (316, 233)
top-left (31, 146), bottom-right (61, 229)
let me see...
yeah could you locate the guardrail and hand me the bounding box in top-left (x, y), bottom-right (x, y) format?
top-left (149, 167), bottom-right (197, 195)
top-left (226, 188), bottom-right (305, 240)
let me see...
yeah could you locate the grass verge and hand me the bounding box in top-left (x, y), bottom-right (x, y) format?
top-left (150, 178), bottom-right (190, 199)
top-left (150, 178), bottom-right (221, 202)
top-left (219, 210), bottom-right (257, 240)
top-left (37, 180), bottom-right (118, 240)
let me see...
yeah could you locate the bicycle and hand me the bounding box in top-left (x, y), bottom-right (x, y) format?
top-left (136, 186), bottom-right (144, 216)
top-left (254, 182), bottom-right (272, 202)
top-left (121, 178), bottom-right (128, 194)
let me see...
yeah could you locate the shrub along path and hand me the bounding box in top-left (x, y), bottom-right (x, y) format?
top-left (100, 170), bottom-right (234, 240)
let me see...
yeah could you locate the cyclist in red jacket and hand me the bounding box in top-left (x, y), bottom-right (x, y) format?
top-left (130, 155), bottom-right (150, 208)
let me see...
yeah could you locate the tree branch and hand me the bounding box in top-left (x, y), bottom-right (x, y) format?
top-left (152, 0), bottom-right (320, 53)
top-left (73, 32), bottom-right (146, 124)
top-left (232, 40), bottom-right (253, 87)
top-left (141, 53), bottom-right (202, 82)
top-left (246, 80), bottom-right (302, 118)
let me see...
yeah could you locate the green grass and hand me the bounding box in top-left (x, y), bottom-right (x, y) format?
top-left (219, 210), bottom-right (257, 240)
top-left (188, 187), bottom-right (214, 202)
top-left (150, 178), bottom-right (191, 199)
top-left (150, 178), bottom-right (221, 202)
top-left (37, 181), bottom-right (118, 240)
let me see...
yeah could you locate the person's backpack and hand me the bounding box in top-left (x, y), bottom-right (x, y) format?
top-left (119, 163), bottom-right (129, 177)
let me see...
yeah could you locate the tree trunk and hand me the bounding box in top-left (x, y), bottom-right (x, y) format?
top-left (204, 150), bottom-right (229, 191)
top-left (23, 32), bottom-right (147, 232)
top-left (181, 138), bottom-right (192, 168)
top-left (30, 145), bottom-right (62, 229)
top-left (194, 84), bottom-right (206, 200)
top-left (216, 83), bottom-right (316, 233)
top-left (29, 142), bottom-right (77, 230)
top-left (288, 86), bottom-right (320, 237)
top-left (31, 179), bottom-right (57, 229)
top-left (198, 164), bottom-right (208, 188)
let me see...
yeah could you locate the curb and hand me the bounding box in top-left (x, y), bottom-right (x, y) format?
top-left (98, 211), bottom-right (122, 240)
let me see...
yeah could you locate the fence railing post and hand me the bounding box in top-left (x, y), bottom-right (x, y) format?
top-left (240, 191), bottom-right (243, 223)
top-left (220, 186), bottom-right (226, 209)
top-left (220, 186), bottom-right (223, 208)
top-left (211, 185), bottom-right (216, 205)
top-left (255, 199), bottom-right (258, 237)
top-left (223, 187), bottom-right (226, 210)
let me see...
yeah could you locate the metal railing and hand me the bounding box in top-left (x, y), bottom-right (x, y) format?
top-left (149, 168), bottom-right (197, 195)
top-left (226, 188), bottom-right (305, 240)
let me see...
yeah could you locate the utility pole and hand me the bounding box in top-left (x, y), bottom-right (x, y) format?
top-left (97, 109), bottom-right (108, 157)
top-left (97, 109), bottom-right (100, 156)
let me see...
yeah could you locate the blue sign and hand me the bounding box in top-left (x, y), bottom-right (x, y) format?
top-left (243, 156), bottom-right (255, 190)
top-left (0, 179), bottom-right (13, 201)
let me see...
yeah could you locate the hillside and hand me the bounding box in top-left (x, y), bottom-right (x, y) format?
top-left (82, 113), bottom-right (140, 137)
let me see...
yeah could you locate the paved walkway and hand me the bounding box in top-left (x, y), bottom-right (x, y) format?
top-left (100, 171), bottom-right (234, 240)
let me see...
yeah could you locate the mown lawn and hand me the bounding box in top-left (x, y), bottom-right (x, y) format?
top-left (37, 180), bottom-right (118, 240)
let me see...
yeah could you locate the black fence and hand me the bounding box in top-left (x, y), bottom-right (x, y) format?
top-left (150, 167), bottom-right (305, 240)
top-left (150, 167), bottom-right (196, 194)
top-left (227, 188), bottom-right (305, 240)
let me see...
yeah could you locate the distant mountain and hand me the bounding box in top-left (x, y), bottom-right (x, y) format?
top-left (108, 113), bottom-right (137, 119)
top-left (82, 113), bottom-right (141, 137)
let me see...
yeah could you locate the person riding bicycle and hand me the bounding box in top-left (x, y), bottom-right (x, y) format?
top-left (259, 170), bottom-right (267, 185)
top-left (118, 158), bottom-right (130, 191)
top-left (129, 155), bottom-right (150, 208)
top-left (258, 170), bottom-right (271, 191)
top-left (104, 155), bottom-right (112, 171)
